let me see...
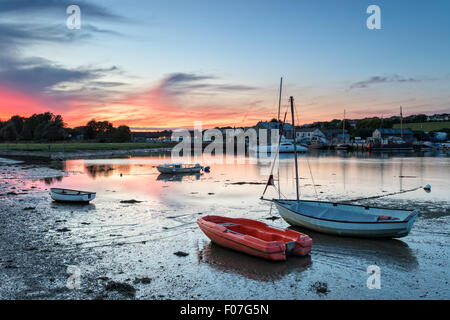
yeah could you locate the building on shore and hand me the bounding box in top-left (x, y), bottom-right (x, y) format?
top-left (295, 128), bottom-right (325, 140)
top-left (372, 128), bottom-right (414, 143)
top-left (322, 129), bottom-right (350, 143)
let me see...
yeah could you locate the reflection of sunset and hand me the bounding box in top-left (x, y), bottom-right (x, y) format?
top-left (34, 154), bottom-right (449, 210)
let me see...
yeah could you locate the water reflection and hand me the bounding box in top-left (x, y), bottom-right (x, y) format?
top-left (85, 164), bottom-right (131, 179)
top-left (40, 176), bottom-right (64, 185)
top-left (198, 241), bottom-right (312, 282)
top-left (157, 173), bottom-right (202, 182)
top-left (288, 226), bottom-right (418, 270)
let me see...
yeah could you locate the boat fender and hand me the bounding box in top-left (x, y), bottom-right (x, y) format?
top-left (423, 184), bottom-right (431, 192)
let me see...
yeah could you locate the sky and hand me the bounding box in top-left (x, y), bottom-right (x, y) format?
top-left (0, 0), bottom-right (449, 129)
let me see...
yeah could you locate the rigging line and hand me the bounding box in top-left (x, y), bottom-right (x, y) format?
top-left (341, 186), bottom-right (423, 203)
top-left (306, 157), bottom-right (319, 199)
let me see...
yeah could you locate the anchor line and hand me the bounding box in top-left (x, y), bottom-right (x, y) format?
top-left (341, 186), bottom-right (423, 203)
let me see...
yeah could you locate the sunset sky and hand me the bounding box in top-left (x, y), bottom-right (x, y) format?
top-left (0, 0), bottom-right (449, 129)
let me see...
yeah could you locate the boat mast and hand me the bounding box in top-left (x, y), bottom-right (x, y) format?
top-left (277, 77), bottom-right (283, 199)
top-left (290, 96), bottom-right (300, 201)
top-left (277, 78), bottom-right (283, 129)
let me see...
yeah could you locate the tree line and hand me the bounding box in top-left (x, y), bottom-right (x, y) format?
top-left (0, 113), bottom-right (131, 142)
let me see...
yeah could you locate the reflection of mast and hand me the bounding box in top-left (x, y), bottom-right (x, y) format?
top-left (400, 106), bottom-right (403, 142)
top-left (399, 158), bottom-right (403, 191)
top-left (342, 109), bottom-right (346, 143)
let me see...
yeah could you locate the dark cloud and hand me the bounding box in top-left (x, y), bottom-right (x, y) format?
top-left (0, 56), bottom-right (120, 93)
top-left (349, 75), bottom-right (423, 90)
top-left (161, 72), bottom-right (257, 95)
top-left (0, 1), bottom-right (127, 104)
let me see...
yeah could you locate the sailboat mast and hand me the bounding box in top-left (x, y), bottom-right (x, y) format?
top-left (277, 77), bottom-right (283, 199)
top-left (277, 77), bottom-right (283, 126)
top-left (290, 96), bottom-right (300, 201)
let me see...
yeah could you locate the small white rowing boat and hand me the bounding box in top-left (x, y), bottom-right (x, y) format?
top-left (50, 188), bottom-right (96, 203)
top-left (156, 163), bottom-right (203, 174)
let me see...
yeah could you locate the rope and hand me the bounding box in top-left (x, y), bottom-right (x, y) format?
top-left (341, 186), bottom-right (423, 203)
top-left (306, 157), bottom-right (319, 199)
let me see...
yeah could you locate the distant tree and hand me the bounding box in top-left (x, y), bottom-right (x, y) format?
top-left (0, 122), bottom-right (18, 141)
top-left (28, 113), bottom-right (65, 141)
top-left (20, 112), bottom-right (65, 141)
top-left (85, 119), bottom-right (114, 140)
top-left (351, 128), bottom-right (374, 139)
top-left (112, 126), bottom-right (131, 142)
top-left (9, 115), bottom-right (25, 135)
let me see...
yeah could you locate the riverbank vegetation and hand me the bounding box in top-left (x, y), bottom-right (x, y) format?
top-left (0, 113), bottom-right (132, 143)
top-left (0, 142), bottom-right (176, 153)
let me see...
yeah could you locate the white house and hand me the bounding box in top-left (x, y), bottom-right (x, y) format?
top-left (295, 128), bottom-right (325, 140)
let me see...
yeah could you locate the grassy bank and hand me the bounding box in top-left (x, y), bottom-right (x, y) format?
top-left (0, 142), bottom-right (177, 153)
top-left (393, 121), bottom-right (450, 131)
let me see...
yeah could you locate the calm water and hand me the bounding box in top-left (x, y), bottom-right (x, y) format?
top-left (35, 151), bottom-right (449, 299)
top-left (44, 151), bottom-right (449, 206)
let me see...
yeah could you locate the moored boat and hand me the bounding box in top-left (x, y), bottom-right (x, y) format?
top-left (50, 188), bottom-right (96, 203)
top-left (197, 215), bottom-right (312, 261)
top-left (156, 163), bottom-right (203, 174)
top-left (261, 96), bottom-right (420, 238)
top-left (273, 199), bottom-right (418, 238)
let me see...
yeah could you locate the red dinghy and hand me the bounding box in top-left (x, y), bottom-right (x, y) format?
top-left (197, 215), bottom-right (312, 261)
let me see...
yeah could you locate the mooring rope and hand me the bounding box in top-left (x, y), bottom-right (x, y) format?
top-left (341, 186), bottom-right (423, 203)
top-left (306, 157), bottom-right (319, 199)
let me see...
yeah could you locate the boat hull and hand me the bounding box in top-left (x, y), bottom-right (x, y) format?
top-left (274, 200), bottom-right (418, 238)
top-left (197, 215), bottom-right (312, 261)
top-left (50, 188), bottom-right (96, 203)
top-left (156, 166), bottom-right (202, 174)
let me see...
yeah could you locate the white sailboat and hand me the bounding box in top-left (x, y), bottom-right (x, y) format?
top-left (262, 97), bottom-right (419, 238)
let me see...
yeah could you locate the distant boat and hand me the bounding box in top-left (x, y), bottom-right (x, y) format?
top-left (335, 144), bottom-right (350, 151)
top-left (335, 109), bottom-right (349, 151)
top-left (262, 97), bottom-right (419, 238)
top-left (279, 141), bottom-right (308, 153)
top-left (156, 163), bottom-right (203, 174)
top-left (50, 188), bottom-right (96, 203)
top-left (249, 137), bottom-right (308, 154)
top-left (197, 215), bottom-right (312, 261)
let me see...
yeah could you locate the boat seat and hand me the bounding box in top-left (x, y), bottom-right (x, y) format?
top-left (225, 229), bottom-right (245, 236)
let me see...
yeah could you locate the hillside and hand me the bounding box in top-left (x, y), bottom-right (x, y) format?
top-left (393, 121), bottom-right (450, 131)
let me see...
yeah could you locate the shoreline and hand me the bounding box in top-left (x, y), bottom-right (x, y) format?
top-left (0, 148), bottom-right (173, 161)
